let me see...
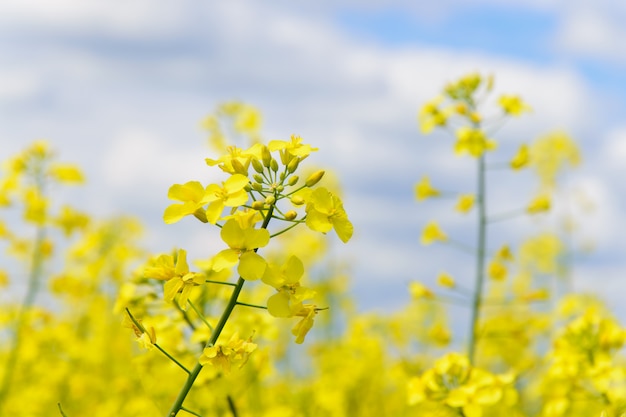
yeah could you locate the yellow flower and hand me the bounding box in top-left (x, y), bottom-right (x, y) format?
top-left (421, 221), bottom-right (447, 245)
top-left (498, 95), bottom-right (532, 116)
top-left (488, 261), bottom-right (507, 281)
top-left (199, 332), bottom-right (257, 373)
top-left (163, 181), bottom-right (211, 224)
top-left (455, 194), bottom-right (475, 213)
top-left (415, 176), bottom-right (440, 201)
top-left (526, 195), bottom-right (551, 214)
top-left (409, 282), bottom-right (434, 299)
top-left (454, 127), bottom-right (496, 157)
top-left (205, 143), bottom-right (264, 175)
top-left (305, 187), bottom-right (353, 243)
top-left (530, 132), bottom-right (580, 187)
top-left (213, 219), bottom-right (269, 280)
top-left (268, 134), bottom-right (318, 159)
top-left (48, 163), bottom-right (85, 184)
top-left (418, 96), bottom-right (449, 133)
top-left (437, 272), bottom-right (456, 288)
top-left (263, 256), bottom-right (316, 318)
top-left (496, 245), bottom-right (514, 262)
top-left (510, 144), bottom-right (530, 170)
top-left (292, 304), bottom-right (318, 344)
top-left (204, 174), bottom-right (250, 224)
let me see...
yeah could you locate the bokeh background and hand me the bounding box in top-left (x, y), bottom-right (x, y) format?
top-left (1, 1), bottom-right (625, 315)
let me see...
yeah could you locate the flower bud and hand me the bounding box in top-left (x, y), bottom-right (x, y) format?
top-left (284, 210), bottom-right (297, 221)
top-left (287, 157), bottom-right (300, 173)
top-left (193, 208), bottom-right (208, 223)
top-left (231, 159), bottom-right (247, 175)
top-left (287, 175), bottom-right (299, 186)
top-left (265, 195), bottom-right (276, 205)
top-left (270, 158), bottom-right (279, 173)
top-left (280, 149), bottom-right (292, 165)
top-left (251, 201), bottom-right (264, 210)
top-left (252, 183), bottom-right (263, 192)
top-left (305, 170), bottom-right (325, 187)
top-left (253, 174), bottom-right (264, 184)
top-left (243, 184), bottom-right (252, 192)
top-left (251, 158), bottom-right (264, 174)
top-left (290, 195), bottom-right (305, 206)
top-left (276, 185), bottom-right (284, 193)
top-left (262, 146), bottom-right (272, 167)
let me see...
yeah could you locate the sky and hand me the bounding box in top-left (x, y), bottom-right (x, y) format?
top-left (2, 1), bottom-right (626, 319)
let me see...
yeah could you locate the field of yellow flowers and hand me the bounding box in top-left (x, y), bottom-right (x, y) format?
top-left (1, 74), bottom-right (624, 417)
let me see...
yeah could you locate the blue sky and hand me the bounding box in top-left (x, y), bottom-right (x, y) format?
top-left (2, 1), bottom-right (626, 322)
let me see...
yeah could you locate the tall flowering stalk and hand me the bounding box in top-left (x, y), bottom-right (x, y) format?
top-left (125, 127), bottom-right (353, 416)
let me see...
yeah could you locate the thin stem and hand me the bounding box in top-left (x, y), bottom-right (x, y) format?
top-left (180, 406), bottom-right (204, 417)
top-left (467, 153), bottom-right (487, 364)
top-left (166, 205), bottom-right (275, 417)
top-left (58, 403), bottom-right (68, 417)
top-left (205, 279), bottom-right (237, 287)
top-left (236, 301), bottom-right (268, 310)
top-left (227, 395), bottom-right (239, 417)
top-left (154, 344), bottom-right (191, 374)
top-left (0, 224), bottom-right (46, 410)
top-left (126, 308), bottom-right (192, 374)
top-left (270, 219), bottom-right (305, 238)
top-left (188, 300), bottom-right (214, 331)
top-left (173, 300), bottom-right (197, 331)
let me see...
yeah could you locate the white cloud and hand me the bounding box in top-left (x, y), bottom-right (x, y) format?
top-left (0, 0), bottom-right (621, 312)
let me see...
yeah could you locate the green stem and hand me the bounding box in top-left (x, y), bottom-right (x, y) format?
top-left (236, 301), bottom-right (268, 310)
top-left (227, 395), bottom-right (239, 417)
top-left (180, 406), bottom-right (204, 417)
top-left (467, 153), bottom-right (487, 364)
top-left (154, 344), bottom-right (191, 375)
top-left (205, 279), bottom-right (237, 287)
top-left (165, 205), bottom-right (275, 417)
top-left (188, 300), bottom-right (214, 331)
top-left (0, 224), bottom-right (46, 409)
top-left (58, 403), bottom-right (68, 417)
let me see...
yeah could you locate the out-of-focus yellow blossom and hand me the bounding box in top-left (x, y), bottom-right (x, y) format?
top-left (23, 187), bottom-right (48, 224)
top-left (48, 163), bottom-right (85, 183)
top-left (526, 195), bottom-right (551, 214)
top-left (455, 194), bottom-right (475, 213)
top-left (498, 95), bottom-right (532, 116)
top-left (518, 233), bottom-right (562, 275)
top-left (407, 352), bottom-right (518, 416)
top-left (305, 187), bottom-right (353, 243)
top-left (454, 127), bottom-right (496, 157)
top-left (444, 73), bottom-right (482, 100)
top-left (437, 272), bottom-right (456, 288)
top-left (419, 96), bottom-right (450, 133)
top-left (234, 105), bottom-right (262, 134)
top-left (510, 144), bottom-right (530, 170)
top-left (530, 132), bottom-right (581, 187)
top-left (488, 260), bottom-right (507, 281)
top-left (421, 221), bottom-right (447, 245)
top-left (409, 282), bottom-right (434, 299)
top-left (428, 322), bottom-right (452, 346)
top-left (496, 244), bottom-right (514, 261)
top-left (0, 269), bottom-right (8, 288)
top-left (520, 288), bottom-right (549, 302)
top-left (204, 174), bottom-right (250, 224)
top-left (415, 176), bottom-right (440, 201)
top-left (213, 219), bottom-right (269, 280)
top-left (54, 205), bottom-right (90, 236)
top-left (199, 332), bottom-right (257, 373)
top-left (163, 181), bottom-right (211, 224)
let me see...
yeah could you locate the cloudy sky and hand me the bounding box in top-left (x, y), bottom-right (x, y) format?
top-left (2, 1), bottom-right (626, 318)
